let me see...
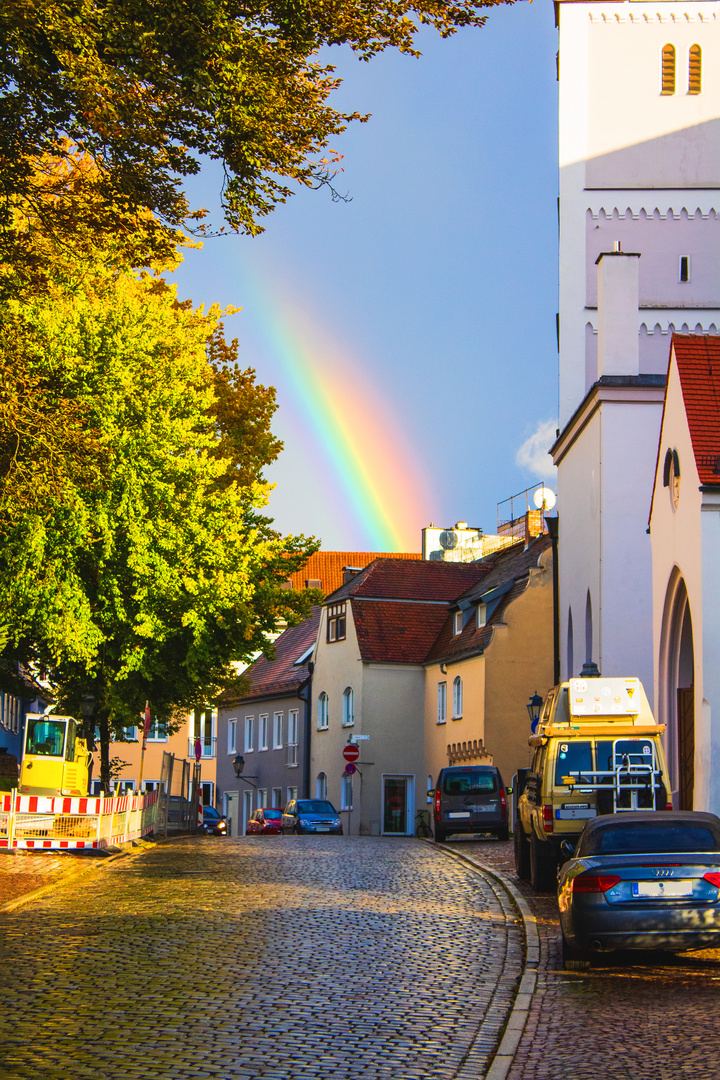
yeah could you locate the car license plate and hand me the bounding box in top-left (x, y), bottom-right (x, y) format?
top-left (448, 811), bottom-right (471, 819)
top-left (632, 880), bottom-right (693, 898)
top-left (556, 807), bottom-right (596, 820)
top-left (316, 826), bottom-right (330, 832)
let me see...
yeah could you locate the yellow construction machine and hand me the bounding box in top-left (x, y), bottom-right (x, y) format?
top-left (19, 714), bottom-right (92, 797)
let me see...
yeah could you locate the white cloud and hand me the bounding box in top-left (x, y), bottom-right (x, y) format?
top-left (516, 419), bottom-right (558, 481)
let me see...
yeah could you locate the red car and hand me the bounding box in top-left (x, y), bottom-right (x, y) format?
top-left (245, 808), bottom-right (283, 835)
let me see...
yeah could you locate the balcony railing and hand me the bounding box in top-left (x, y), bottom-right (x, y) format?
top-left (188, 737), bottom-right (217, 760)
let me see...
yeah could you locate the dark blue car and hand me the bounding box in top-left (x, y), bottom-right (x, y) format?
top-left (281, 799), bottom-right (343, 835)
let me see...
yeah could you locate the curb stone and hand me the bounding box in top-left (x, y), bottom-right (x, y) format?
top-left (429, 841), bottom-right (540, 1080)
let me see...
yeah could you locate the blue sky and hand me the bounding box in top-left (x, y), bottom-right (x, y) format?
top-left (171, 0), bottom-right (560, 552)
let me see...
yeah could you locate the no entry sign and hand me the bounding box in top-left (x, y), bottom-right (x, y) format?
top-left (343, 743), bottom-right (360, 763)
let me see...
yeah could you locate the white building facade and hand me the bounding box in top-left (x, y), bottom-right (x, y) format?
top-left (554, 0), bottom-right (720, 697)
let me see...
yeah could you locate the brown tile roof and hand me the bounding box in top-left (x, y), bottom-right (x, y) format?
top-left (671, 336), bottom-right (720, 486)
top-left (351, 601), bottom-right (453, 664)
top-left (225, 608), bottom-right (321, 705)
top-left (426, 535), bottom-right (552, 665)
top-left (328, 558), bottom-right (489, 604)
top-left (288, 550), bottom-right (420, 596)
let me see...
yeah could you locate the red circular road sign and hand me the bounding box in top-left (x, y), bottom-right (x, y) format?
top-left (343, 743), bottom-right (360, 763)
top-left (344, 762), bottom-right (357, 776)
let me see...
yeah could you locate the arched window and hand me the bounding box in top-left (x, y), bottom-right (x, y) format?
top-left (585, 592), bottom-right (593, 666)
top-left (688, 44), bottom-right (702, 94)
top-left (317, 692), bottom-right (329, 730)
top-left (661, 44), bottom-right (676, 95)
top-left (452, 676), bottom-right (463, 719)
top-left (316, 772), bottom-right (327, 799)
top-left (342, 686), bottom-right (354, 726)
top-left (567, 608), bottom-right (574, 680)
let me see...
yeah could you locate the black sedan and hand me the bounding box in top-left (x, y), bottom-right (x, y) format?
top-left (200, 805), bottom-right (227, 836)
top-left (558, 811), bottom-right (720, 968)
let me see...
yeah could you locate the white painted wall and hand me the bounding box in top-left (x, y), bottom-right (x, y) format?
top-left (558, 0), bottom-right (720, 423)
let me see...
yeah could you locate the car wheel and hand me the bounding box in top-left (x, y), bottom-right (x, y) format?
top-left (434, 825), bottom-right (447, 843)
top-left (293, 825), bottom-right (301, 835)
top-left (514, 823), bottom-right (531, 880)
top-left (562, 933), bottom-right (591, 970)
top-left (498, 823), bottom-right (510, 842)
top-left (530, 832), bottom-right (557, 892)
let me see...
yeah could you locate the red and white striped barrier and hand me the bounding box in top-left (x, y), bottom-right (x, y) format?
top-left (0, 790), bottom-right (158, 850)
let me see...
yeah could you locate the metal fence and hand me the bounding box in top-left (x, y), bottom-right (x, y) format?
top-left (155, 752), bottom-right (202, 838)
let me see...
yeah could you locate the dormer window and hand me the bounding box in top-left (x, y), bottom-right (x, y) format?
top-left (327, 603), bottom-right (346, 642)
top-left (476, 603), bottom-right (487, 629)
top-left (661, 43), bottom-right (676, 95)
top-left (453, 611), bottom-right (463, 636)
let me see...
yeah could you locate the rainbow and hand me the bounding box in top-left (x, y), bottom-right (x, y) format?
top-left (229, 264), bottom-right (430, 551)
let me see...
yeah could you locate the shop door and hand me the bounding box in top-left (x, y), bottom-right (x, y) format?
top-left (383, 776), bottom-right (412, 835)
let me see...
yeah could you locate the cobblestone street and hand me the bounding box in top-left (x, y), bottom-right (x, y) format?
top-left (0, 838), bottom-right (523, 1080)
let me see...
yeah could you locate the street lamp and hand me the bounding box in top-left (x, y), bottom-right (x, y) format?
top-left (79, 693), bottom-right (96, 721)
top-left (233, 754), bottom-right (245, 777)
top-left (526, 691), bottom-right (543, 727)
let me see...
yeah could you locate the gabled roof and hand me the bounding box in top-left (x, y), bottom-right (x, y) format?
top-left (287, 550), bottom-right (420, 596)
top-left (671, 336), bottom-right (720, 486)
top-left (224, 608), bottom-right (321, 705)
top-left (352, 602), bottom-right (452, 664)
top-left (426, 534), bottom-right (552, 665)
top-left (327, 557), bottom-right (489, 605)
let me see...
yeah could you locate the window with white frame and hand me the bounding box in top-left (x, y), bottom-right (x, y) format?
top-left (437, 682), bottom-right (447, 724)
top-left (287, 709), bottom-right (299, 766)
top-left (272, 787), bottom-right (282, 808)
top-left (147, 717), bottom-right (168, 742)
top-left (316, 772), bottom-right (328, 799)
top-left (453, 610), bottom-right (463, 636)
top-left (273, 711), bottom-right (283, 749)
top-left (244, 715), bottom-right (254, 753)
top-left (121, 725), bottom-right (137, 741)
top-left (317, 692), bottom-right (329, 730)
top-left (342, 687), bottom-right (354, 727)
top-left (287, 786), bottom-right (298, 804)
top-left (258, 788), bottom-right (267, 808)
top-left (326, 603), bottom-right (347, 642)
top-left (341, 774), bottom-right (353, 810)
top-left (476, 603), bottom-right (487, 629)
top-left (228, 719), bottom-right (237, 754)
top-left (452, 676), bottom-right (463, 719)
top-left (259, 713), bottom-right (269, 751)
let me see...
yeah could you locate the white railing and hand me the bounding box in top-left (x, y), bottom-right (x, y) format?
top-left (0, 790), bottom-right (158, 850)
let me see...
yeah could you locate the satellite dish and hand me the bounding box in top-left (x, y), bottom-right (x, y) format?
top-left (439, 530), bottom-right (458, 550)
top-left (533, 486), bottom-right (557, 511)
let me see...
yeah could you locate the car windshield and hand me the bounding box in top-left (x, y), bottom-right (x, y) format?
top-left (296, 800), bottom-right (335, 814)
top-left (596, 739), bottom-right (655, 771)
top-left (592, 824), bottom-right (720, 855)
top-left (443, 771), bottom-right (496, 795)
top-left (264, 810), bottom-right (282, 820)
top-left (203, 807), bottom-right (219, 818)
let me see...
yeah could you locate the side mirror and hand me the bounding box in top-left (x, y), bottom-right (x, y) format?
top-left (560, 839), bottom-right (575, 862)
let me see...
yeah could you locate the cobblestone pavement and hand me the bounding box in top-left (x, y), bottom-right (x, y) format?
top-left (0, 837), bottom-right (524, 1080)
top-left (458, 835), bottom-right (720, 1080)
top-left (0, 851), bottom-right (90, 909)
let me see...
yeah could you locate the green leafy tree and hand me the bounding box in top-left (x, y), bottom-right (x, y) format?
top-left (1, 0), bottom-right (510, 237)
top-left (0, 249), bottom-right (317, 787)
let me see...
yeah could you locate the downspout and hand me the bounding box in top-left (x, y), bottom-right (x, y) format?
top-left (546, 516), bottom-right (561, 685)
top-left (297, 661), bottom-right (314, 799)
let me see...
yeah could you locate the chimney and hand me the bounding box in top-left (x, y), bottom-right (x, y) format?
top-left (596, 243), bottom-right (640, 379)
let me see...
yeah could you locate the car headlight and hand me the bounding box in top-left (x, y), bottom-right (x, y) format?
top-left (332, 819), bottom-right (341, 827)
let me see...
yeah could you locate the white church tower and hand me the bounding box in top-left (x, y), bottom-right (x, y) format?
top-left (552, 0), bottom-right (720, 696)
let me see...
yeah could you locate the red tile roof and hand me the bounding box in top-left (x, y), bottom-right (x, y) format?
top-left (672, 336), bottom-right (720, 485)
top-left (328, 558), bottom-right (489, 604)
top-left (352, 601), bottom-right (452, 664)
top-left (287, 550), bottom-right (420, 596)
top-left (225, 608), bottom-right (321, 704)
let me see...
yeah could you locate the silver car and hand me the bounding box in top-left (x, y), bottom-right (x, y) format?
top-left (558, 810), bottom-right (720, 968)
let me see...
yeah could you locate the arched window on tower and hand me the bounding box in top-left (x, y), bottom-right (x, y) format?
top-left (688, 45), bottom-right (702, 95)
top-left (661, 44), bottom-right (676, 95)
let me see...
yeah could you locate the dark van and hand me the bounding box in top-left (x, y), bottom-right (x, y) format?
top-left (434, 765), bottom-right (508, 843)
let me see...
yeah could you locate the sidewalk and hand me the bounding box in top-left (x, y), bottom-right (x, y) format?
top-left (0, 851), bottom-right (89, 909)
